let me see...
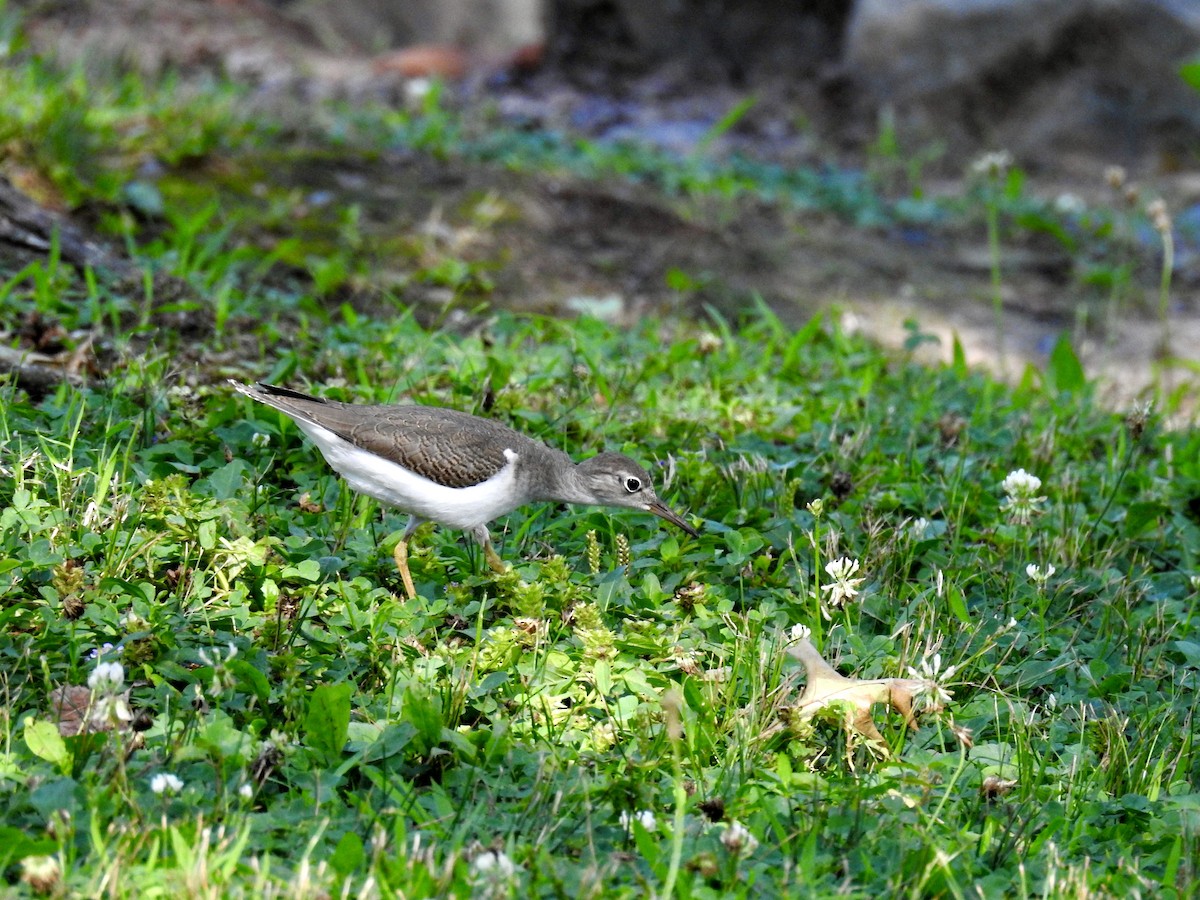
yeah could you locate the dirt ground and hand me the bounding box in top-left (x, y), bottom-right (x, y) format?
top-left (11, 0), bottom-right (1200, 418)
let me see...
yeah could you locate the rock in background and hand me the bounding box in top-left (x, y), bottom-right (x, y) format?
top-left (842, 0), bottom-right (1200, 170)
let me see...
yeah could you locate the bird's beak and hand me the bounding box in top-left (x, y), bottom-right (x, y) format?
top-left (647, 498), bottom-right (700, 538)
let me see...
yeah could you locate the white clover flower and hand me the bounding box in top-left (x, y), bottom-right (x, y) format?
top-left (905, 650), bottom-right (958, 711)
top-left (198, 643), bottom-right (239, 694)
top-left (150, 773), bottom-right (184, 795)
top-left (197, 642), bottom-right (238, 668)
top-left (1189, 575), bottom-right (1200, 592)
top-left (471, 849), bottom-right (516, 885)
top-left (404, 77), bottom-right (433, 106)
top-left (805, 499), bottom-right (824, 518)
top-left (239, 783), bottom-right (254, 799)
top-left (720, 821), bottom-right (759, 856)
top-left (1053, 193), bottom-right (1085, 215)
top-left (970, 150), bottom-right (1013, 179)
top-left (19, 854), bottom-right (61, 893)
top-left (821, 557), bottom-right (864, 609)
top-left (88, 661), bottom-right (125, 693)
top-left (788, 623), bottom-right (812, 645)
top-left (1147, 198), bottom-right (1171, 235)
top-left (1000, 469), bottom-right (1046, 524)
top-left (1002, 469), bottom-right (1042, 496)
top-left (1026, 563), bottom-right (1056, 584)
top-left (251, 432), bottom-right (271, 448)
top-left (91, 693), bottom-right (134, 729)
top-left (619, 809), bottom-right (657, 833)
top-left (697, 331), bottom-right (724, 354)
top-left (910, 517), bottom-right (930, 540)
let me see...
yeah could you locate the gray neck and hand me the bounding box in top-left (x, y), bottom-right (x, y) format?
top-left (519, 444), bottom-right (593, 505)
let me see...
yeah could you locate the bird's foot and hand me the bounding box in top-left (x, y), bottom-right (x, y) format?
top-left (393, 539), bottom-right (418, 601)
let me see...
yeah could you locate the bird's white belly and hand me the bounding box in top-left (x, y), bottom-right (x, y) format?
top-left (294, 421), bottom-right (522, 528)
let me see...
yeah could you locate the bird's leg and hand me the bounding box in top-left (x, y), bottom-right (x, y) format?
top-left (483, 538), bottom-right (506, 575)
top-left (472, 525), bottom-right (507, 575)
top-left (393, 516), bottom-right (421, 600)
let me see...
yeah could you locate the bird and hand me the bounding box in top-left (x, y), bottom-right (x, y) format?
top-left (231, 380), bottom-right (698, 598)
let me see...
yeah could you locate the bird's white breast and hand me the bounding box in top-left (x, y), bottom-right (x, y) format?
top-left (293, 421), bottom-right (523, 529)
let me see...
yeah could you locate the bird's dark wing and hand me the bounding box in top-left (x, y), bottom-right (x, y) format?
top-left (237, 382), bottom-right (537, 488)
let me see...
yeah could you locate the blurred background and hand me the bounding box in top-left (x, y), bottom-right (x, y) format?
top-left (17, 0), bottom-right (1200, 174)
top-left (5, 0), bottom-right (1200, 405)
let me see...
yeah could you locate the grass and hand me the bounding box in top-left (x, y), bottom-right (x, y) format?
top-left (2, 306), bottom-right (1198, 897)
top-left (1, 10), bottom-right (1200, 897)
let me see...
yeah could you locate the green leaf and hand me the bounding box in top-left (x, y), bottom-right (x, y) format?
top-left (1172, 640), bottom-right (1200, 668)
top-left (1125, 501), bottom-right (1168, 537)
top-left (329, 831), bottom-right (364, 876)
top-left (199, 519), bottom-right (217, 551)
top-left (304, 683), bottom-right (353, 764)
top-left (282, 559), bottom-right (322, 582)
top-left (0, 827), bottom-right (56, 872)
top-left (593, 659), bottom-right (612, 695)
top-left (361, 722), bottom-right (418, 764)
top-left (204, 459), bottom-right (249, 500)
top-left (1181, 59), bottom-right (1200, 92)
top-left (1047, 333), bottom-right (1085, 395)
top-left (951, 333), bottom-right (968, 378)
top-left (230, 660), bottom-right (271, 707)
top-left (24, 719), bottom-right (71, 774)
top-left (946, 586), bottom-right (971, 625)
top-left (402, 687), bottom-right (444, 749)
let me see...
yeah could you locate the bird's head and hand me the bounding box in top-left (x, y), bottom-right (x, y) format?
top-left (574, 452), bottom-right (699, 537)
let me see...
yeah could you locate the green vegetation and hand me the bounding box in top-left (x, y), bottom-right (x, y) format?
top-left (2, 9), bottom-right (1199, 897)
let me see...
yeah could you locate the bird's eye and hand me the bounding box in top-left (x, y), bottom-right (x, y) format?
top-left (623, 476), bottom-right (642, 493)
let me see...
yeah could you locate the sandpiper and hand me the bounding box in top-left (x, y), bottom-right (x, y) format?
top-left (231, 381), bottom-right (698, 598)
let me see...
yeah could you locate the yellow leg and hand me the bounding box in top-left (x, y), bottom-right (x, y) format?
top-left (483, 539), bottom-right (506, 575)
top-left (393, 538), bottom-right (417, 600)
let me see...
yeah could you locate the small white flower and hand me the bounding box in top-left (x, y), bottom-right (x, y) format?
top-left (1002, 469), bottom-right (1042, 497)
top-left (905, 651), bottom-right (958, 711)
top-left (1026, 563), bottom-right (1056, 584)
top-left (970, 150), bottom-right (1013, 179)
top-left (1000, 469), bottom-right (1046, 524)
top-left (910, 517), bottom-right (930, 539)
top-left (471, 849), bottom-right (516, 881)
top-left (788, 623), bottom-right (812, 645)
top-left (404, 77), bottom-right (433, 106)
top-left (697, 331), bottom-right (724, 354)
top-left (88, 642), bottom-right (118, 660)
top-left (1053, 193), bottom-right (1085, 215)
top-left (821, 557), bottom-right (864, 609)
top-left (88, 661), bottom-right (125, 693)
top-left (619, 809), bottom-right (657, 833)
top-left (251, 432), bottom-right (271, 448)
top-left (197, 642), bottom-right (238, 668)
top-left (239, 783), bottom-right (254, 799)
top-left (720, 821), bottom-right (759, 856)
top-left (150, 773), bottom-right (184, 795)
top-left (806, 498), bottom-right (824, 518)
top-left (91, 694), bottom-right (133, 728)
top-left (1189, 575), bottom-right (1200, 592)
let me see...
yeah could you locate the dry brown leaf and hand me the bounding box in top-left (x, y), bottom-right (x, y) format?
top-left (49, 684), bottom-right (134, 737)
top-left (787, 636), bottom-right (926, 755)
